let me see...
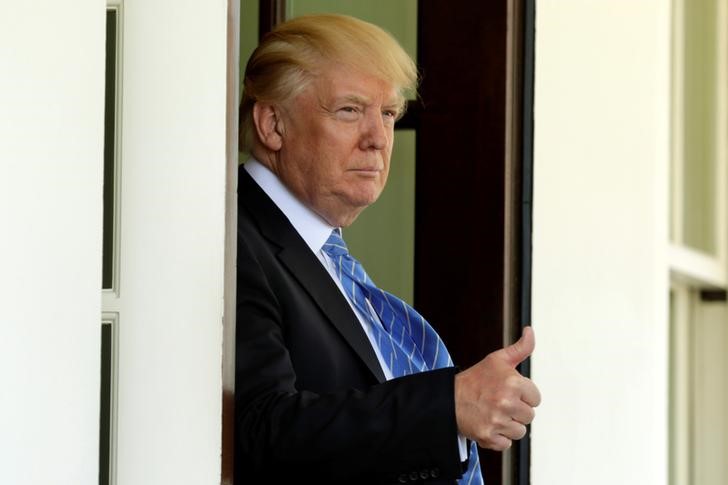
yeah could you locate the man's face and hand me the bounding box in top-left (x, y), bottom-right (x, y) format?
top-left (274, 64), bottom-right (400, 227)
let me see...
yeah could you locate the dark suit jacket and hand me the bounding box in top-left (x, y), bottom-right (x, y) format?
top-left (234, 166), bottom-right (465, 484)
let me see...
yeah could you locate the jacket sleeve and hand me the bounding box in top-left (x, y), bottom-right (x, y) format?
top-left (234, 233), bottom-right (465, 484)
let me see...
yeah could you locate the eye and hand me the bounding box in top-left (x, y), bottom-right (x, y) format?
top-left (382, 110), bottom-right (398, 120)
top-left (336, 106), bottom-right (361, 121)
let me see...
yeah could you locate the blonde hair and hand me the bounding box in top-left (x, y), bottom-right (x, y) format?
top-left (239, 13), bottom-right (418, 152)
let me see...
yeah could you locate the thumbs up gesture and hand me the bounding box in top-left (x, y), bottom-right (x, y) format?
top-left (454, 326), bottom-right (541, 451)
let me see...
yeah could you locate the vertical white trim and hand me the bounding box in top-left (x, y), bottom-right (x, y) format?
top-left (111, 0), bottom-right (124, 297)
top-left (101, 9), bottom-right (123, 481)
top-left (102, 1), bottom-right (124, 299)
top-left (101, 312), bottom-right (120, 485)
top-left (103, 1), bottom-right (123, 305)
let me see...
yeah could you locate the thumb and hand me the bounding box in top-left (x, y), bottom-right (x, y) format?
top-left (499, 326), bottom-right (535, 367)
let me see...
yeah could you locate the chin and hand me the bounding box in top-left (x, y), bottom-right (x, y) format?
top-left (327, 187), bottom-right (383, 226)
top-left (335, 202), bottom-right (371, 228)
top-left (352, 185), bottom-right (384, 206)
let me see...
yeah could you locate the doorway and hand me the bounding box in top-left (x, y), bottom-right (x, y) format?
top-left (230, 2), bottom-right (536, 483)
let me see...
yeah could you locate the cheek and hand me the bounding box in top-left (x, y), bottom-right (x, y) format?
top-left (384, 136), bottom-right (394, 159)
top-left (384, 145), bottom-right (393, 166)
top-left (382, 144), bottom-right (393, 174)
top-left (377, 169), bottom-right (389, 194)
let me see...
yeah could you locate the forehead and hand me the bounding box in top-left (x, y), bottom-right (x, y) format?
top-left (309, 63), bottom-right (401, 105)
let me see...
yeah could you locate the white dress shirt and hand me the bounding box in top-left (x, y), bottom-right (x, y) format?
top-left (244, 158), bottom-right (467, 460)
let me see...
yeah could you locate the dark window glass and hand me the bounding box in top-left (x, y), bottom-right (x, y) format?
top-left (99, 320), bottom-right (113, 485)
top-left (103, 9), bottom-right (117, 290)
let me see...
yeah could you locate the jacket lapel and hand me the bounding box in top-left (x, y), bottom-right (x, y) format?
top-left (239, 167), bottom-right (386, 383)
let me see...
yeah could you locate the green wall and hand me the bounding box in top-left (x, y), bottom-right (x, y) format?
top-left (681, 0), bottom-right (718, 255)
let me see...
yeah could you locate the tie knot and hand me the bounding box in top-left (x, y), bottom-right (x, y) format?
top-left (322, 229), bottom-right (349, 257)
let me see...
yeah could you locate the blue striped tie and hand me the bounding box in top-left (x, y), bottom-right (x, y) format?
top-left (323, 229), bottom-right (483, 485)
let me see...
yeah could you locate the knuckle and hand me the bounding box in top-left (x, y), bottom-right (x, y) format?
top-left (491, 414), bottom-right (508, 429)
top-left (497, 396), bottom-right (514, 411)
top-left (505, 374), bottom-right (521, 388)
top-left (475, 424), bottom-right (491, 442)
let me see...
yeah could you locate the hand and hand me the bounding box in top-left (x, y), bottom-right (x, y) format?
top-left (454, 326), bottom-right (541, 451)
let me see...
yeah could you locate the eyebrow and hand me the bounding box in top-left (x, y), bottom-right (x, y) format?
top-left (339, 94), bottom-right (370, 106)
top-left (339, 94), bottom-right (401, 111)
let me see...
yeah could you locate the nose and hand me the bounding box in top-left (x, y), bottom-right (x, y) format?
top-left (359, 110), bottom-right (389, 151)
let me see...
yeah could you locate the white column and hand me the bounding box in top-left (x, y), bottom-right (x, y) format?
top-left (113, 1), bottom-right (228, 484)
top-left (0, 2), bottom-right (106, 484)
top-left (532, 1), bottom-right (671, 483)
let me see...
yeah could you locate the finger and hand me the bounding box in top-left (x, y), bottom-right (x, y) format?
top-left (483, 434), bottom-right (512, 451)
top-left (511, 402), bottom-right (536, 425)
top-left (501, 421), bottom-right (528, 441)
top-left (499, 326), bottom-right (535, 367)
top-left (520, 378), bottom-right (541, 407)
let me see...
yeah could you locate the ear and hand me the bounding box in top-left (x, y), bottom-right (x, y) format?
top-left (252, 102), bottom-right (284, 152)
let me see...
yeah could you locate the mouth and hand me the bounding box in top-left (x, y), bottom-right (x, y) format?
top-left (349, 167), bottom-right (382, 178)
top-left (349, 166), bottom-right (383, 174)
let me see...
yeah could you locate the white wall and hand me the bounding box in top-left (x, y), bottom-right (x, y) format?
top-left (532, 1), bottom-right (671, 483)
top-left (0, 2), bottom-right (106, 484)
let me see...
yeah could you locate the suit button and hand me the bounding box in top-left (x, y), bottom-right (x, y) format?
top-left (398, 473), bottom-right (408, 483)
top-left (409, 471), bottom-right (419, 481)
top-left (420, 469), bottom-right (430, 479)
top-left (430, 468), bottom-right (440, 478)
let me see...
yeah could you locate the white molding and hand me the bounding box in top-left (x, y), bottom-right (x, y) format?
top-left (102, 289), bottom-right (121, 313)
top-left (101, 312), bottom-right (120, 485)
top-left (669, 243), bottom-right (727, 288)
top-left (102, 10), bottom-right (122, 483)
top-left (103, 2), bottom-right (124, 297)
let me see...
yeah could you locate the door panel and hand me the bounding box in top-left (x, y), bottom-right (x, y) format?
top-left (101, 1), bottom-right (231, 483)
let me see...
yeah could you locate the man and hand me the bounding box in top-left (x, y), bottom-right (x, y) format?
top-left (235, 14), bottom-right (540, 484)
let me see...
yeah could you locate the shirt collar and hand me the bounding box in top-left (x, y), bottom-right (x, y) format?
top-left (244, 158), bottom-right (336, 253)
